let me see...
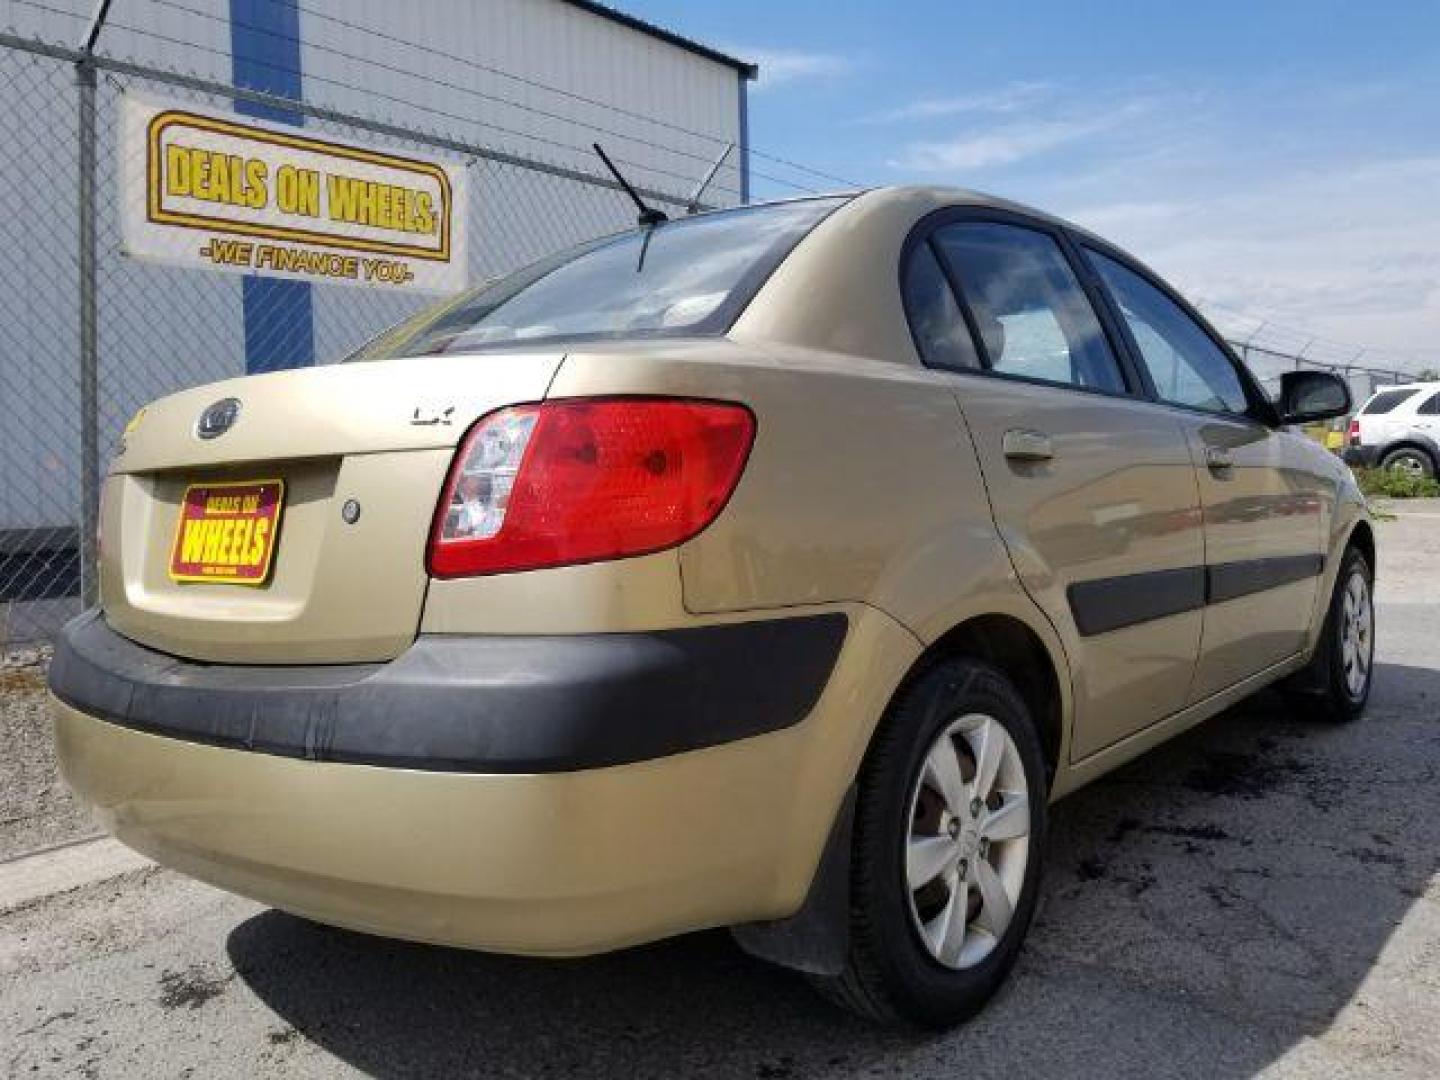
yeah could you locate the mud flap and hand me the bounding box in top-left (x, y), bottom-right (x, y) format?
top-left (730, 786), bottom-right (855, 976)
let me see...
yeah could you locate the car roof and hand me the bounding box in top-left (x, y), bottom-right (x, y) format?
top-left (735, 185), bottom-right (1106, 241)
top-left (728, 186), bottom-right (1150, 367)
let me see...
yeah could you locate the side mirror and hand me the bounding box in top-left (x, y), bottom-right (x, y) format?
top-left (1278, 370), bottom-right (1351, 425)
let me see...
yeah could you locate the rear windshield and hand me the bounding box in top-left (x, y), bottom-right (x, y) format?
top-left (350, 197), bottom-right (847, 360)
top-left (1361, 388), bottom-right (1419, 414)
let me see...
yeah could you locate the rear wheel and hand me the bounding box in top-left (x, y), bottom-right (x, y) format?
top-left (1285, 546), bottom-right (1374, 722)
top-left (1379, 446), bottom-right (1435, 480)
top-left (812, 658), bottom-right (1046, 1027)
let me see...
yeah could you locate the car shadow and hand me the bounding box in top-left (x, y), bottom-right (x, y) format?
top-left (228, 660), bottom-right (1440, 1079)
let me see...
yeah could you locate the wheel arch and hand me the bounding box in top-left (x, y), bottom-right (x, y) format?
top-left (1377, 436), bottom-right (1440, 471)
top-left (1307, 505), bottom-right (1378, 657)
top-left (898, 612), bottom-right (1066, 786)
top-left (732, 607), bottom-right (1068, 976)
top-left (1348, 518), bottom-right (1376, 577)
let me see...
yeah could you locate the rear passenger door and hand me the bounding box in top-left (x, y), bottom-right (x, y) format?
top-left (1358, 387), bottom-right (1421, 447)
top-left (1083, 246), bottom-right (1327, 702)
top-left (904, 212), bottom-right (1207, 760)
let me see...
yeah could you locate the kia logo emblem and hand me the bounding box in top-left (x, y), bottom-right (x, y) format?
top-left (196, 397), bottom-right (241, 440)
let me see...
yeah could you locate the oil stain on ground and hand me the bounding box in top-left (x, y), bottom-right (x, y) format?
top-left (1183, 749), bottom-right (1314, 802)
top-left (157, 965), bottom-right (233, 1011)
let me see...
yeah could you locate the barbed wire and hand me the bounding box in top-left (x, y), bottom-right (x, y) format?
top-left (142, 0), bottom-right (831, 197)
top-left (10, 0), bottom-right (854, 197)
top-left (239, 0), bottom-right (859, 188)
top-left (11, 0), bottom-right (821, 200)
top-left (97, 14), bottom-right (753, 196)
top-left (1198, 297), bottom-right (1435, 376)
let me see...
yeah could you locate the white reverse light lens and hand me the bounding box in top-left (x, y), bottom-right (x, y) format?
top-left (442, 409), bottom-right (537, 542)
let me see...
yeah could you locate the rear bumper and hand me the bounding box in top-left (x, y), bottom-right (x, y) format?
top-left (52, 698), bottom-right (820, 954)
top-left (1342, 445), bottom-right (1379, 468)
top-left (49, 610), bottom-right (846, 771)
top-left (50, 608), bottom-right (902, 955)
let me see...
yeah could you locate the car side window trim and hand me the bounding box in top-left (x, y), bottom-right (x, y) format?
top-left (1074, 237), bottom-right (1279, 427)
top-left (924, 236), bottom-right (993, 374)
top-left (898, 206), bottom-right (1147, 401)
top-left (899, 237), bottom-right (987, 374)
top-left (1049, 227), bottom-right (1153, 398)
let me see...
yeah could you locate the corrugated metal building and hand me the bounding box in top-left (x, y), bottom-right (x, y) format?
top-left (0, 1), bottom-right (754, 602)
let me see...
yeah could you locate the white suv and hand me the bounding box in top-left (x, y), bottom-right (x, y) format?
top-left (1346, 382), bottom-right (1440, 478)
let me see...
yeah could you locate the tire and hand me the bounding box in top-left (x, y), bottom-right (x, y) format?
top-left (1284, 546), bottom-right (1375, 723)
top-left (1379, 446), bottom-right (1435, 480)
top-left (811, 658), bottom-right (1047, 1027)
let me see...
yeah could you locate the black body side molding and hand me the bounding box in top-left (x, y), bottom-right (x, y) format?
top-left (1067, 567), bottom-right (1207, 636)
top-left (1068, 555), bottom-right (1326, 637)
top-left (1206, 554), bottom-right (1326, 604)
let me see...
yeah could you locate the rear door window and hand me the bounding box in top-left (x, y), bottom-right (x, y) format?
top-left (1364, 389), bottom-right (1421, 414)
top-left (930, 223), bottom-right (1127, 393)
top-left (1419, 392), bottom-right (1440, 415)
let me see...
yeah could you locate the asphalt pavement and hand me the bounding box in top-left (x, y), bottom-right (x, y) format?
top-left (2, 506), bottom-right (1437, 1079)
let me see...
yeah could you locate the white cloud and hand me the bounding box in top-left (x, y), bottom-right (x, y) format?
top-left (1055, 157), bottom-right (1440, 368)
top-left (1065, 200), bottom-right (1190, 234)
top-left (733, 47), bottom-right (853, 90)
top-left (867, 82), bottom-right (1051, 123)
top-left (889, 115), bottom-right (1120, 171)
top-left (885, 91), bottom-right (1167, 172)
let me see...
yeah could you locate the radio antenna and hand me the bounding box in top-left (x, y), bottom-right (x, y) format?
top-left (686, 142), bottom-right (734, 215)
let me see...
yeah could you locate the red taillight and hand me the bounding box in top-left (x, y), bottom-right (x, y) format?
top-left (428, 398), bottom-right (755, 578)
top-left (1348, 419), bottom-right (1360, 444)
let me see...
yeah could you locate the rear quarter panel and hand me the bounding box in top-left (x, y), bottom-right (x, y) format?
top-left (547, 339), bottom-right (1074, 741)
top-left (544, 343), bottom-right (1022, 624)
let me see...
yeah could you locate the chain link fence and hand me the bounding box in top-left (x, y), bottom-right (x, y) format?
top-left (1233, 341), bottom-right (1415, 405)
top-left (1, 37), bottom-right (84, 646)
top-left (0, 24), bottom-right (724, 646)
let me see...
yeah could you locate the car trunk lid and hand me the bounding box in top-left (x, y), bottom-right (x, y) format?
top-left (99, 351), bottom-right (562, 664)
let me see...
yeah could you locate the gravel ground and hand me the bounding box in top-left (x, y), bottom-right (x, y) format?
top-left (1, 508), bottom-right (1436, 1078)
top-left (0, 647), bottom-right (97, 861)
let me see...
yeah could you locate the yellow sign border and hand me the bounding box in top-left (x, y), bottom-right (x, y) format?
top-left (167, 478), bottom-right (286, 587)
top-left (146, 110), bottom-right (453, 262)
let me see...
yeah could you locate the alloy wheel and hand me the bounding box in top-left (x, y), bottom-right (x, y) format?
top-left (1386, 453), bottom-right (1426, 479)
top-left (1339, 568), bottom-right (1374, 700)
top-left (904, 713), bottom-right (1030, 969)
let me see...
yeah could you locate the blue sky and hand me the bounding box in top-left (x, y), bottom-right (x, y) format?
top-left (631, 1), bottom-right (1440, 369)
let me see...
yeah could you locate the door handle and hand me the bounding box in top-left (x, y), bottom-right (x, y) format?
top-left (1003, 429), bottom-right (1053, 461)
top-left (1205, 446), bottom-right (1233, 472)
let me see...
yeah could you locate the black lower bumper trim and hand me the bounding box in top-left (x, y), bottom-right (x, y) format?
top-left (49, 610), bottom-right (848, 772)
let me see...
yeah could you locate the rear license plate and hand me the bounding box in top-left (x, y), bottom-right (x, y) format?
top-left (168, 479), bottom-right (284, 585)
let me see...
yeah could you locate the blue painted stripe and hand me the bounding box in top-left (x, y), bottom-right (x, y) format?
top-left (737, 74), bottom-right (750, 204)
top-left (230, 0), bottom-right (313, 372)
